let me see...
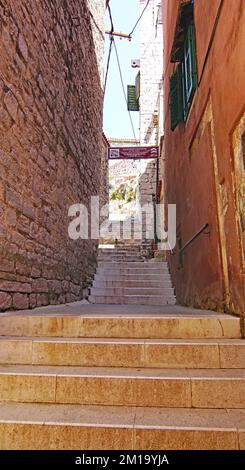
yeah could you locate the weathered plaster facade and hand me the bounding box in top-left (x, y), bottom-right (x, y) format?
top-left (163, 0), bottom-right (245, 317)
top-left (0, 0), bottom-right (105, 311)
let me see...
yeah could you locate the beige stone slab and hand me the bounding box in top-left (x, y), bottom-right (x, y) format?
top-left (191, 378), bottom-right (245, 408)
top-left (80, 317), bottom-right (137, 339)
top-left (0, 313), bottom-right (241, 339)
top-left (32, 339), bottom-right (145, 367)
top-left (134, 407), bottom-right (239, 449)
top-left (134, 428), bottom-right (238, 450)
top-left (134, 378), bottom-right (191, 408)
top-left (220, 343), bottom-right (245, 368)
top-left (0, 364), bottom-right (63, 375)
top-left (0, 316), bottom-right (81, 337)
top-left (144, 341), bottom-right (220, 368)
top-left (226, 409), bottom-right (245, 430)
top-left (56, 372), bottom-right (191, 407)
top-left (0, 374), bottom-right (56, 403)
top-left (56, 376), bottom-right (135, 406)
top-left (0, 301), bottom-right (240, 319)
top-left (0, 423), bottom-right (133, 450)
top-left (238, 431), bottom-right (245, 450)
top-left (134, 407), bottom-right (235, 429)
top-left (0, 402), bottom-right (136, 425)
top-left (0, 339), bottom-right (32, 364)
top-left (227, 410), bottom-right (245, 449)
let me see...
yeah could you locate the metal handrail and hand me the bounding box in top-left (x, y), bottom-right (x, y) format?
top-left (179, 223), bottom-right (209, 254)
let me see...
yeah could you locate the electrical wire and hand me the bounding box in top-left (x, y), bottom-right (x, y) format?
top-left (103, 35), bottom-right (113, 97)
top-left (108, 4), bottom-right (114, 33)
top-left (129, 0), bottom-right (151, 37)
top-left (103, 4), bottom-right (114, 97)
top-left (113, 38), bottom-right (137, 140)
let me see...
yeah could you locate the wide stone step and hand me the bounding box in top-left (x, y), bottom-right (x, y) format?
top-left (98, 258), bottom-right (144, 263)
top-left (0, 311), bottom-right (240, 339)
top-left (94, 274), bottom-right (171, 282)
top-left (93, 280), bottom-right (173, 288)
top-left (97, 261), bottom-right (167, 268)
top-left (89, 294), bottom-right (176, 305)
top-left (0, 365), bottom-right (245, 409)
top-left (0, 337), bottom-right (244, 368)
top-left (93, 276), bottom-right (172, 288)
top-left (0, 403), bottom-right (243, 449)
top-left (97, 268), bottom-right (169, 275)
top-left (98, 249), bottom-right (141, 252)
top-left (90, 287), bottom-right (175, 296)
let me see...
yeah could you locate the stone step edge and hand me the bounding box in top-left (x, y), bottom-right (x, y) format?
top-left (0, 365), bottom-right (244, 378)
top-left (0, 403), bottom-right (243, 434)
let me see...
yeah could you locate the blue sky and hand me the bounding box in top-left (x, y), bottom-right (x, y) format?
top-left (103, 0), bottom-right (140, 140)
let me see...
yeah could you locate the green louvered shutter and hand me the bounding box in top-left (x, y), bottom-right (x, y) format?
top-left (189, 22), bottom-right (197, 89)
top-left (183, 22), bottom-right (197, 117)
top-left (127, 85), bottom-right (139, 111)
top-left (169, 63), bottom-right (183, 131)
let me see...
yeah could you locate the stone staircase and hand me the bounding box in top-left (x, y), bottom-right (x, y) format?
top-left (0, 302), bottom-right (244, 449)
top-left (89, 245), bottom-right (176, 305)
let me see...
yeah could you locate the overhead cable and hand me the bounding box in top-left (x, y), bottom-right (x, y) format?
top-left (129, 0), bottom-right (151, 37)
top-left (113, 39), bottom-right (137, 140)
top-left (103, 35), bottom-right (114, 97)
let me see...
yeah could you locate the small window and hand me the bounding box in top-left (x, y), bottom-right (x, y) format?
top-left (169, 21), bottom-right (197, 130)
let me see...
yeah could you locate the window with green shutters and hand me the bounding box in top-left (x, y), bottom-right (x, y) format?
top-left (169, 21), bottom-right (197, 130)
top-left (127, 85), bottom-right (139, 111)
top-left (170, 63), bottom-right (183, 131)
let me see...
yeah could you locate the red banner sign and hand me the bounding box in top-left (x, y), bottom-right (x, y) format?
top-left (108, 146), bottom-right (159, 160)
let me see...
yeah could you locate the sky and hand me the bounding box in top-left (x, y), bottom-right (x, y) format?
top-left (103, 0), bottom-right (140, 141)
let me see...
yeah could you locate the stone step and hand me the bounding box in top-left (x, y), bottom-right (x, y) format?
top-left (93, 280), bottom-right (173, 288)
top-left (90, 287), bottom-right (175, 297)
top-left (96, 268), bottom-right (169, 275)
top-left (0, 312), bottom-right (240, 339)
top-left (98, 251), bottom-right (141, 256)
top-left (89, 294), bottom-right (176, 305)
top-left (97, 262), bottom-right (167, 268)
top-left (0, 337), bottom-right (244, 368)
top-left (97, 258), bottom-right (145, 263)
top-left (99, 248), bottom-right (141, 252)
top-left (0, 365), bottom-right (245, 409)
top-left (0, 403), bottom-right (243, 449)
top-left (94, 274), bottom-right (171, 282)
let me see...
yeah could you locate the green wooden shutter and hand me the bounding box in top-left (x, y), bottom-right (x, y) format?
top-left (169, 63), bottom-right (183, 131)
top-left (189, 22), bottom-right (197, 89)
top-left (127, 85), bottom-right (139, 111)
top-left (183, 22), bottom-right (197, 118)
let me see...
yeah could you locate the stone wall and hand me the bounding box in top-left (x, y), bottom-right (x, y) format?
top-left (139, 0), bottom-right (164, 146)
top-left (0, 0), bottom-right (105, 311)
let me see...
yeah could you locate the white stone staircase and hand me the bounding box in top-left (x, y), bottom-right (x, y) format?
top-left (89, 246), bottom-right (176, 305)
top-left (0, 303), bottom-right (244, 449)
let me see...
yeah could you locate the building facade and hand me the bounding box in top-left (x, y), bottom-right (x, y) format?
top-left (163, 0), bottom-right (245, 317)
top-left (139, 0), bottom-right (164, 146)
top-left (0, 0), bottom-right (106, 311)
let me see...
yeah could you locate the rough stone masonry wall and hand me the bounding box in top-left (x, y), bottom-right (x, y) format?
top-left (0, 0), bottom-right (105, 311)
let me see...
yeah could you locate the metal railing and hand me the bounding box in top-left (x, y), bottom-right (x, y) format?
top-left (178, 223), bottom-right (209, 268)
top-left (179, 223), bottom-right (209, 254)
